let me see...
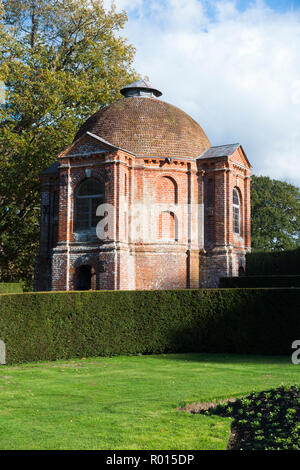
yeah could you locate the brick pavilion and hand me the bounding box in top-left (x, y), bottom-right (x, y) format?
top-left (34, 79), bottom-right (251, 291)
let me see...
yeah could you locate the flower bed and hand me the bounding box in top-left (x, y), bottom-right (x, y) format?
top-left (199, 386), bottom-right (300, 450)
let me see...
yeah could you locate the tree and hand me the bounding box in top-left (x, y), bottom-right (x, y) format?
top-left (251, 175), bottom-right (300, 252)
top-left (0, 0), bottom-right (138, 284)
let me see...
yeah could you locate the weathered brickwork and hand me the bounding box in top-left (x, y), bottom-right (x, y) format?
top-left (34, 81), bottom-right (251, 291)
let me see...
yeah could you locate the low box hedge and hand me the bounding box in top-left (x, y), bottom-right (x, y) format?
top-left (219, 276), bottom-right (300, 288)
top-left (0, 283), bottom-right (23, 294)
top-left (0, 288), bottom-right (299, 364)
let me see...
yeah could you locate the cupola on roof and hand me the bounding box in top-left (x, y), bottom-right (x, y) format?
top-left (120, 79), bottom-right (162, 98)
top-left (74, 80), bottom-right (211, 158)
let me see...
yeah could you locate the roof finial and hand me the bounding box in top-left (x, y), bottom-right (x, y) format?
top-left (120, 79), bottom-right (162, 98)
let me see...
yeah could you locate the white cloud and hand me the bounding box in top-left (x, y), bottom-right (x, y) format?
top-left (106, 0), bottom-right (300, 186)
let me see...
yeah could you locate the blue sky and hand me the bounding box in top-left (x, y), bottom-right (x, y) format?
top-left (203, 0), bottom-right (300, 17)
top-left (238, 0), bottom-right (299, 12)
top-left (105, 0), bottom-right (300, 186)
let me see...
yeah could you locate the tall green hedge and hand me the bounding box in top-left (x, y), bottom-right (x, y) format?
top-left (0, 283), bottom-right (23, 294)
top-left (246, 249), bottom-right (300, 275)
top-left (219, 276), bottom-right (300, 288)
top-left (0, 289), bottom-right (299, 364)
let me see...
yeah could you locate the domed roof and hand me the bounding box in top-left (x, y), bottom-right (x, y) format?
top-left (74, 82), bottom-right (211, 158)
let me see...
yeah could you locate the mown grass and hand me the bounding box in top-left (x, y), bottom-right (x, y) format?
top-left (0, 353), bottom-right (299, 450)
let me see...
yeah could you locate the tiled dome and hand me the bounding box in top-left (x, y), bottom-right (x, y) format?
top-left (74, 82), bottom-right (211, 158)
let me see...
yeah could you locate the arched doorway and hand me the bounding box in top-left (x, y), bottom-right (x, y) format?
top-left (76, 265), bottom-right (92, 290)
top-left (238, 266), bottom-right (245, 277)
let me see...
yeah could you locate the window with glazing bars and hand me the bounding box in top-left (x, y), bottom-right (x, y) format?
top-left (233, 188), bottom-right (240, 234)
top-left (75, 179), bottom-right (105, 230)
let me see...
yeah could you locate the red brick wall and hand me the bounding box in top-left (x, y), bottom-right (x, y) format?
top-left (35, 140), bottom-right (251, 291)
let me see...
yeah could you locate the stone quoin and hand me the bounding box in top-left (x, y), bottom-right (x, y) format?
top-left (34, 79), bottom-right (251, 291)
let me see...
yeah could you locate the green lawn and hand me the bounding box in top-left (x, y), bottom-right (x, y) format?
top-left (0, 353), bottom-right (299, 450)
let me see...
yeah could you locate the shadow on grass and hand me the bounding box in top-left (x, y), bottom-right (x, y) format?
top-left (153, 352), bottom-right (291, 365)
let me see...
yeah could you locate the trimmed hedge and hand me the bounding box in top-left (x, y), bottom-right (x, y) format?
top-left (219, 276), bottom-right (300, 288)
top-left (0, 283), bottom-right (23, 294)
top-left (0, 289), bottom-right (299, 364)
top-left (246, 249), bottom-right (300, 275)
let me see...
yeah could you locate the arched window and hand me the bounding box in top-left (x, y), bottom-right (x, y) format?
top-left (233, 188), bottom-right (240, 234)
top-left (158, 211), bottom-right (178, 241)
top-left (75, 179), bottom-right (104, 231)
top-left (156, 176), bottom-right (178, 204)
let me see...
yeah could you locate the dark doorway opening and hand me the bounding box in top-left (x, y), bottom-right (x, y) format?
top-left (238, 266), bottom-right (245, 277)
top-left (77, 265), bottom-right (92, 290)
